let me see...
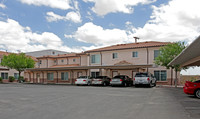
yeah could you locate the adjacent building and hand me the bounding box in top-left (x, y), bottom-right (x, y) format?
top-left (25, 49), bottom-right (69, 57)
top-left (0, 51), bottom-right (19, 82)
top-left (25, 41), bottom-right (180, 85)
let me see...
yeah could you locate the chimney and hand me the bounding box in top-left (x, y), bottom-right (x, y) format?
top-left (133, 37), bottom-right (139, 43)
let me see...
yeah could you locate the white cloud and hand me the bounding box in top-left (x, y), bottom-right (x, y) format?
top-left (131, 0), bottom-right (200, 43)
top-left (46, 11), bottom-right (82, 23)
top-left (20, 0), bottom-right (72, 10)
top-left (66, 22), bottom-right (130, 46)
top-left (83, 0), bottom-right (156, 16)
top-left (0, 19), bottom-right (84, 53)
top-left (0, 3), bottom-right (6, 9)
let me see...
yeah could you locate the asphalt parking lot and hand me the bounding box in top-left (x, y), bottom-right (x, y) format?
top-left (0, 84), bottom-right (199, 119)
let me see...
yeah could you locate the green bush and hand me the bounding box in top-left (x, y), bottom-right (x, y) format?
top-left (9, 76), bottom-right (15, 82)
top-left (0, 77), bottom-right (2, 83)
top-left (18, 76), bottom-right (25, 83)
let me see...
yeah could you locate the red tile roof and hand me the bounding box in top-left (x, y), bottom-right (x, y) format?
top-left (50, 64), bottom-right (80, 68)
top-left (85, 41), bottom-right (170, 52)
top-left (37, 52), bottom-right (86, 59)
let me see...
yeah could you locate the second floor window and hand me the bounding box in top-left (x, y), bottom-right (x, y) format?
top-left (132, 51), bottom-right (138, 57)
top-left (73, 59), bottom-right (76, 62)
top-left (39, 60), bottom-right (42, 64)
top-left (154, 50), bottom-right (161, 59)
top-left (91, 54), bottom-right (100, 64)
top-left (61, 60), bottom-right (64, 63)
top-left (112, 53), bottom-right (118, 59)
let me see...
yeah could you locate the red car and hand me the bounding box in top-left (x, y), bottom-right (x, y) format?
top-left (184, 80), bottom-right (200, 98)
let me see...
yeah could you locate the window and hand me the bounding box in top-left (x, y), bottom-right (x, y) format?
top-left (132, 51), bottom-right (138, 57)
top-left (154, 50), bottom-right (160, 59)
top-left (91, 54), bottom-right (100, 64)
top-left (1, 72), bottom-right (8, 79)
top-left (47, 73), bottom-right (54, 80)
top-left (39, 60), bottom-right (42, 64)
top-left (52, 51), bottom-right (55, 55)
top-left (14, 73), bottom-right (19, 79)
top-left (112, 53), bottom-right (118, 59)
top-left (73, 59), bottom-right (76, 62)
top-left (61, 72), bottom-right (68, 80)
top-left (54, 60), bottom-right (57, 63)
top-left (154, 70), bottom-right (167, 81)
top-left (91, 72), bottom-right (100, 78)
top-left (61, 60), bottom-right (64, 63)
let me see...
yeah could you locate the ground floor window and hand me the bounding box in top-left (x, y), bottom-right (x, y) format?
top-left (154, 70), bottom-right (167, 81)
top-left (47, 73), bottom-right (54, 80)
top-left (61, 72), bottom-right (68, 81)
top-left (91, 72), bottom-right (99, 78)
top-left (1, 72), bottom-right (8, 79)
top-left (14, 73), bottom-right (19, 80)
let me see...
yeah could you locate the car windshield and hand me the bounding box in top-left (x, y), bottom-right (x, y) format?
top-left (78, 76), bottom-right (88, 78)
top-left (193, 80), bottom-right (200, 83)
top-left (135, 73), bottom-right (148, 77)
top-left (113, 75), bottom-right (125, 79)
top-left (96, 76), bottom-right (106, 79)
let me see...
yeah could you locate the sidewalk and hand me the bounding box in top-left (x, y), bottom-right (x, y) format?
top-left (157, 85), bottom-right (184, 88)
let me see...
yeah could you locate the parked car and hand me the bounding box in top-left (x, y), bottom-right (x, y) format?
top-left (134, 72), bottom-right (156, 87)
top-left (184, 80), bottom-right (200, 98)
top-left (91, 76), bottom-right (111, 86)
top-left (110, 75), bottom-right (133, 87)
top-left (75, 76), bottom-right (92, 86)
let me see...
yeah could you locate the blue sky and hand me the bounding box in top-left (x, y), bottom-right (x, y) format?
top-left (0, 0), bottom-right (200, 74)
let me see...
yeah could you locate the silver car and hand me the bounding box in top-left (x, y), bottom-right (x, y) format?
top-left (75, 76), bottom-right (92, 86)
top-left (134, 72), bottom-right (156, 87)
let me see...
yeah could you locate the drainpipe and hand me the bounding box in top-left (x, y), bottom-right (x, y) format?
top-left (100, 52), bottom-right (102, 65)
top-left (46, 58), bottom-right (48, 68)
top-left (79, 56), bottom-right (81, 66)
top-left (56, 71), bottom-right (58, 83)
top-left (146, 47), bottom-right (149, 72)
top-left (171, 68), bottom-right (173, 86)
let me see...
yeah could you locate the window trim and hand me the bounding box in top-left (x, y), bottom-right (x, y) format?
top-left (112, 53), bottom-right (118, 59)
top-left (132, 51), bottom-right (138, 58)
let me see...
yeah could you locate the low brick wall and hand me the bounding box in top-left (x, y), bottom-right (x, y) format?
top-left (180, 75), bottom-right (200, 85)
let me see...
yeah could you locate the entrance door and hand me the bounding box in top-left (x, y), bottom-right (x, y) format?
top-left (91, 72), bottom-right (100, 78)
top-left (112, 71), bottom-right (118, 78)
top-left (77, 72), bottom-right (82, 78)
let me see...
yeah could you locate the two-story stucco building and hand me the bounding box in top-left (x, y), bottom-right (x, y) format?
top-left (0, 51), bottom-right (20, 82)
top-left (25, 41), bottom-right (180, 85)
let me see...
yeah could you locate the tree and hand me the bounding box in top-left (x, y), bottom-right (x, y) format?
top-left (1, 53), bottom-right (35, 82)
top-left (155, 42), bottom-right (186, 87)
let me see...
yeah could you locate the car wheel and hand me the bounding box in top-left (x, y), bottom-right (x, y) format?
top-left (103, 82), bottom-right (107, 86)
top-left (87, 82), bottom-right (91, 86)
top-left (149, 82), bottom-right (153, 88)
top-left (154, 82), bottom-right (157, 87)
top-left (124, 83), bottom-right (127, 87)
top-left (195, 89), bottom-right (200, 99)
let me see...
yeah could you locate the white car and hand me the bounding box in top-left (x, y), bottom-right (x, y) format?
top-left (75, 76), bottom-right (92, 86)
top-left (134, 72), bottom-right (156, 87)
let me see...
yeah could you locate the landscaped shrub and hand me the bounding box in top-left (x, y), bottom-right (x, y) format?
top-left (18, 76), bottom-right (25, 83)
top-left (0, 77), bottom-right (2, 83)
top-left (9, 76), bottom-right (15, 82)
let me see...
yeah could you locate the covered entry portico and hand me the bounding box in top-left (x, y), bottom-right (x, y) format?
top-left (25, 64), bottom-right (152, 84)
